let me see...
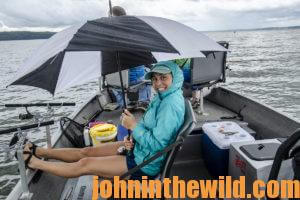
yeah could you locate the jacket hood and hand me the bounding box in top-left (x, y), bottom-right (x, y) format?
top-left (153, 61), bottom-right (183, 99)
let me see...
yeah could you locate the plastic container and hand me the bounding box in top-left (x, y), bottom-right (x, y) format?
top-left (201, 121), bottom-right (255, 178)
top-left (138, 85), bottom-right (151, 102)
top-left (83, 127), bottom-right (91, 147)
top-left (111, 89), bottom-right (124, 107)
top-left (182, 68), bottom-right (191, 83)
top-left (117, 124), bottom-right (129, 141)
top-left (88, 121), bottom-right (105, 128)
top-left (89, 123), bottom-right (117, 145)
top-left (129, 66), bottom-right (145, 85)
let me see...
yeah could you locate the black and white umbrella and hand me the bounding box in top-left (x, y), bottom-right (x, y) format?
top-left (8, 16), bottom-right (227, 96)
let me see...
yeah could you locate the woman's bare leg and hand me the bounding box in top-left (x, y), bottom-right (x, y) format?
top-left (28, 155), bottom-right (127, 178)
top-left (33, 141), bottom-right (124, 162)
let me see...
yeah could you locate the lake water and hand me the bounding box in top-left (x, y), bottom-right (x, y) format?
top-left (0, 29), bottom-right (299, 199)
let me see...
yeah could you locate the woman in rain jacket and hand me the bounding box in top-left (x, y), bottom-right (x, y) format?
top-left (21, 61), bottom-right (185, 180)
top-left (123, 60), bottom-right (185, 177)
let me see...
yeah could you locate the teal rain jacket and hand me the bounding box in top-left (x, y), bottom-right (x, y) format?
top-left (132, 61), bottom-right (185, 176)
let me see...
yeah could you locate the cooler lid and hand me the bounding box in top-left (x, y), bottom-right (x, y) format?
top-left (202, 121), bottom-right (255, 149)
top-left (239, 143), bottom-right (281, 161)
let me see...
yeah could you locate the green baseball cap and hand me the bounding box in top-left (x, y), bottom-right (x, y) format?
top-left (145, 65), bottom-right (171, 80)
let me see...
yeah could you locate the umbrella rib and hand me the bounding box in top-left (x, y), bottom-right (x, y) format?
top-left (49, 53), bottom-right (60, 65)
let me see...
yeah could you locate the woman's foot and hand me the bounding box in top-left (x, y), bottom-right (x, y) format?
top-left (24, 142), bottom-right (41, 159)
top-left (23, 144), bottom-right (40, 170)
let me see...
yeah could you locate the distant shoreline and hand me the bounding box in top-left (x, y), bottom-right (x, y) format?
top-left (0, 31), bottom-right (55, 41)
top-left (207, 25), bottom-right (300, 33)
top-left (0, 26), bottom-right (299, 41)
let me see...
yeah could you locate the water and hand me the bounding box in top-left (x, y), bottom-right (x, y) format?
top-left (0, 29), bottom-right (299, 198)
top-left (208, 29), bottom-right (300, 119)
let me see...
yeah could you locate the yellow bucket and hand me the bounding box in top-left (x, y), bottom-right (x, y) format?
top-left (89, 123), bottom-right (117, 145)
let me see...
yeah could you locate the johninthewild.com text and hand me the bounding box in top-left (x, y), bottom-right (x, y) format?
top-left (91, 176), bottom-right (299, 199)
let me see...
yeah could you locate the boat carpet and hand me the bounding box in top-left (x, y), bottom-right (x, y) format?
top-left (29, 166), bottom-right (67, 200)
top-left (94, 108), bottom-right (145, 125)
top-left (193, 99), bottom-right (237, 129)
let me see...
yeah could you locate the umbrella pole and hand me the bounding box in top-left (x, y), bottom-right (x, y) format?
top-left (116, 52), bottom-right (133, 156)
top-left (116, 52), bottom-right (127, 109)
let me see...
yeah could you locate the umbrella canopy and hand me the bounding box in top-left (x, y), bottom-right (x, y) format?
top-left (8, 16), bottom-right (227, 95)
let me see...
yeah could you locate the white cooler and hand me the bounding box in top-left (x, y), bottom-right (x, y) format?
top-left (201, 121), bottom-right (255, 178)
top-left (228, 139), bottom-right (294, 197)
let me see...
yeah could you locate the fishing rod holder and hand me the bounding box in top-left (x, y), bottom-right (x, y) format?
top-left (1, 121), bottom-right (55, 199)
top-left (46, 103), bottom-right (54, 116)
top-left (4, 129), bottom-right (27, 162)
top-left (45, 125), bottom-right (52, 149)
top-left (2, 121), bottom-right (55, 162)
top-left (9, 129), bottom-right (33, 199)
top-left (3, 145), bottom-right (13, 162)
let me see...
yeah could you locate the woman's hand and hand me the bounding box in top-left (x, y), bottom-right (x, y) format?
top-left (121, 109), bottom-right (137, 130)
top-left (123, 135), bottom-right (134, 151)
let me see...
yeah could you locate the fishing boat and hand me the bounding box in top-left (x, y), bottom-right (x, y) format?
top-left (4, 42), bottom-right (300, 200)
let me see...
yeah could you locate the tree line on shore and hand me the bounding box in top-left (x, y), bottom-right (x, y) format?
top-left (0, 31), bottom-right (55, 41)
top-left (0, 26), bottom-right (299, 41)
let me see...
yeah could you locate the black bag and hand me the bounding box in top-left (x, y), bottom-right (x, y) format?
top-left (60, 117), bottom-right (85, 148)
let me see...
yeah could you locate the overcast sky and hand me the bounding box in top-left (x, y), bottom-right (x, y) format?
top-left (0, 0), bottom-right (300, 32)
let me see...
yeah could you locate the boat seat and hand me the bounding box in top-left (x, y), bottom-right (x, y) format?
top-left (157, 99), bottom-right (196, 182)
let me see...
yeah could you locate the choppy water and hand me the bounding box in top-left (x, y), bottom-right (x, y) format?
top-left (0, 29), bottom-right (299, 199)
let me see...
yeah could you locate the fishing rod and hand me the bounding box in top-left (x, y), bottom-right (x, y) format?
top-left (1, 102), bottom-right (76, 120)
top-left (2, 102), bottom-right (75, 107)
top-left (0, 120), bottom-right (55, 135)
